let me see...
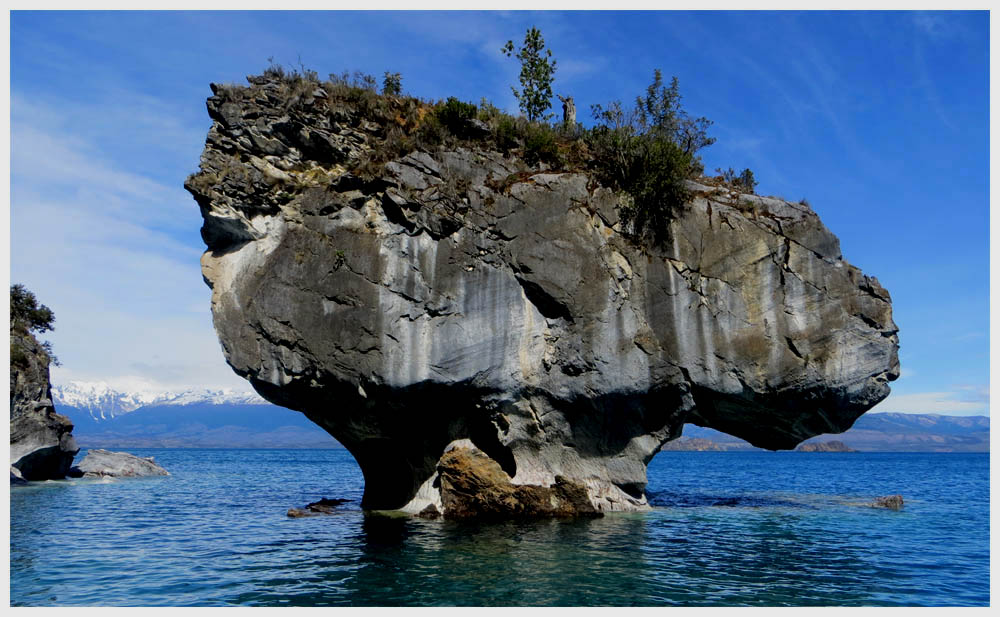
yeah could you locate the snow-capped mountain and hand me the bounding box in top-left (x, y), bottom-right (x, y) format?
top-left (52, 380), bottom-right (267, 421)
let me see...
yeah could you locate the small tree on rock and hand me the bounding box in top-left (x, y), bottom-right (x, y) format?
top-left (502, 27), bottom-right (557, 122)
top-left (10, 284), bottom-right (55, 334)
top-left (382, 71), bottom-right (402, 96)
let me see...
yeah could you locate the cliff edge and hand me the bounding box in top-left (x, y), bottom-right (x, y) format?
top-left (10, 308), bottom-right (78, 481)
top-left (186, 73), bottom-right (899, 514)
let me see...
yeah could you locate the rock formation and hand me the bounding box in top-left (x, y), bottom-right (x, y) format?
top-left (557, 94), bottom-right (576, 127)
top-left (10, 327), bottom-right (78, 481)
top-left (71, 449), bottom-right (169, 478)
top-left (186, 73), bottom-right (899, 515)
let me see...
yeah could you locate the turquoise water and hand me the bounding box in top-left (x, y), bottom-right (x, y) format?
top-left (9, 449), bottom-right (989, 606)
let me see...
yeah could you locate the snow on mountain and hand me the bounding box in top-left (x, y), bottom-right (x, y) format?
top-left (52, 380), bottom-right (268, 421)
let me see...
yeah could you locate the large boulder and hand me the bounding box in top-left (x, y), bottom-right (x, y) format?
top-left (10, 329), bottom-right (78, 481)
top-left (185, 74), bottom-right (899, 514)
top-left (72, 449), bottom-right (169, 478)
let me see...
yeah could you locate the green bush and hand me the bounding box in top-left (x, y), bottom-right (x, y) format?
top-left (717, 167), bottom-right (758, 194)
top-left (477, 98), bottom-right (502, 123)
top-left (435, 97), bottom-right (478, 138)
top-left (587, 70), bottom-right (713, 246)
top-left (523, 125), bottom-right (560, 167)
top-left (493, 116), bottom-right (519, 154)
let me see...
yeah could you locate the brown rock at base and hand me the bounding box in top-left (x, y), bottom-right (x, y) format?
top-left (437, 447), bottom-right (601, 520)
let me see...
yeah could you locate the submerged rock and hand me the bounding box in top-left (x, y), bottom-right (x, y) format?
top-left (72, 449), bottom-right (170, 478)
top-left (287, 497), bottom-right (350, 517)
top-left (186, 74), bottom-right (899, 515)
top-left (871, 495), bottom-right (904, 510)
top-left (10, 329), bottom-right (78, 481)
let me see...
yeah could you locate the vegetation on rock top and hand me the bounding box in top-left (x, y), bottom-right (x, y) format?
top-left (197, 32), bottom-right (763, 249)
top-left (10, 284), bottom-right (58, 368)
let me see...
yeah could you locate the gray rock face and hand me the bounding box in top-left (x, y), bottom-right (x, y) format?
top-left (73, 449), bottom-right (169, 478)
top-left (186, 75), bottom-right (899, 514)
top-left (10, 329), bottom-right (78, 480)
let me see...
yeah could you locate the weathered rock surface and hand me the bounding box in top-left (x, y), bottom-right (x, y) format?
top-left (10, 329), bottom-right (78, 481)
top-left (185, 74), bottom-right (899, 515)
top-left (436, 442), bottom-right (600, 519)
top-left (72, 449), bottom-right (169, 478)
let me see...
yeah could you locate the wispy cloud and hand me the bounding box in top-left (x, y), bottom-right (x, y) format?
top-left (870, 390), bottom-right (989, 416)
top-left (912, 12), bottom-right (966, 40)
top-left (10, 92), bottom-right (249, 393)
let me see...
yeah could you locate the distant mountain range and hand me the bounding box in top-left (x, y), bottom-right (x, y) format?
top-left (53, 382), bottom-right (988, 452)
top-left (676, 413), bottom-right (989, 453)
top-left (53, 381), bottom-right (337, 449)
top-left (52, 381), bottom-right (269, 420)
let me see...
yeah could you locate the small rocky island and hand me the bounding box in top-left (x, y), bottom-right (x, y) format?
top-left (10, 285), bottom-right (78, 483)
top-left (10, 286), bottom-right (169, 484)
top-left (71, 449), bottom-right (169, 478)
top-left (185, 69), bottom-right (899, 517)
top-left (797, 440), bottom-right (857, 452)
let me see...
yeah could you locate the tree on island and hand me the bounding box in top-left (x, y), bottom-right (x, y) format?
top-left (10, 284), bottom-right (58, 366)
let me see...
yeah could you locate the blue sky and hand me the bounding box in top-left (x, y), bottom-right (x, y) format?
top-left (8, 10), bottom-right (990, 415)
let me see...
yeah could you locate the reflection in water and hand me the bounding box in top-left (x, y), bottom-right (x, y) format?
top-left (337, 514), bottom-right (651, 606)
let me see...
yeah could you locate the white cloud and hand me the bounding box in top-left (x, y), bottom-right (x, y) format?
top-left (10, 90), bottom-right (244, 393)
top-left (870, 391), bottom-right (989, 416)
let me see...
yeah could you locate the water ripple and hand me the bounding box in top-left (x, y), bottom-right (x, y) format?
top-left (10, 450), bottom-right (989, 606)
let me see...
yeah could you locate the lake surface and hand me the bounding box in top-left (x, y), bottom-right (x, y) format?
top-left (9, 449), bottom-right (989, 606)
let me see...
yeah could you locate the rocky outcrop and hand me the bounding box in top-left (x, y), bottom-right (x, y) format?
top-left (71, 449), bottom-right (169, 478)
top-left (10, 329), bottom-right (78, 481)
top-left (185, 74), bottom-right (899, 515)
top-left (797, 440), bottom-right (856, 452)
